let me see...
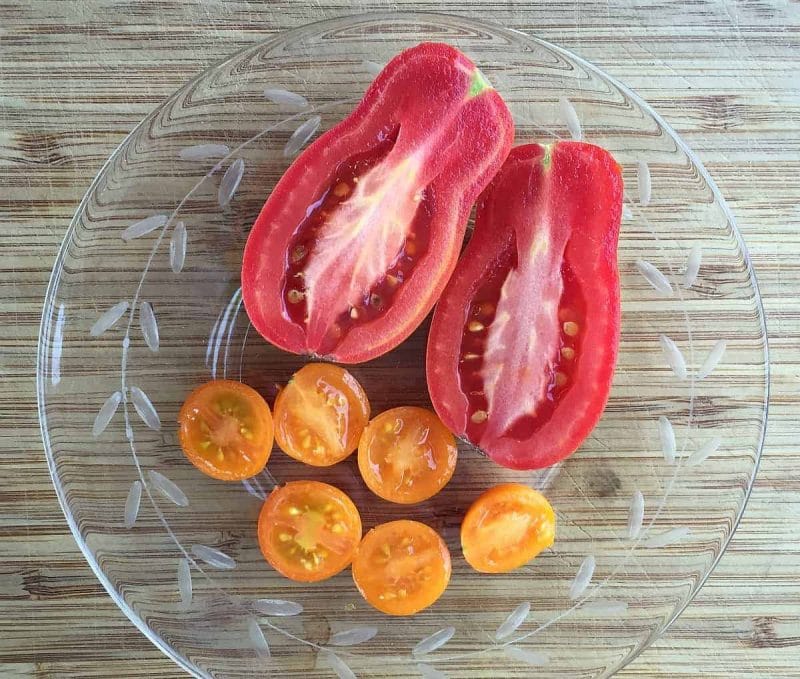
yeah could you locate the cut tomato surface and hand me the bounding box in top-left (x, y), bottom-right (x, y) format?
top-left (427, 142), bottom-right (623, 470)
top-left (242, 42), bottom-right (514, 363)
top-left (461, 483), bottom-right (555, 573)
top-left (273, 363), bottom-right (370, 467)
top-left (358, 406), bottom-right (457, 504)
top-left (178, 380), bottom-right (273, 481)
top-left (352, 520), bottom-right (451, 615)
top-left (257, 480), bottom-right (362, 582)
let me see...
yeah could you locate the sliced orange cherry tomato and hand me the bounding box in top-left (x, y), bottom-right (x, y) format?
top-left (460, 483), bottom-right (555, 573)
top-left (178, 380), bottom-right (273, 481)
top-left (358, 407), bottom-right (457, 504)
top-left (257, 480), bottom-right (362, 583)
top-left (352, 520), bottom-right (451, 616)
top-left (273, 363), bottom-right (370, 467)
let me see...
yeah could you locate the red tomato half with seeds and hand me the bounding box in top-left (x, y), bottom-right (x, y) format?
top-left (427, 142), bottom-right (623, 470)
top-left (242, 42), bottom-right (514, 364)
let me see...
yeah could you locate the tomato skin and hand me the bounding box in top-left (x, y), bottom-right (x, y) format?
top-left (427, 142), bottom-right (622, 470)
top-left (178, 380), bottom-right (273, 481)
top-left (257, 480), bottom-right (362, 583)
top-left (461, 483), bottom-right (555, 573)
top-left (358, 406), bottom-right (457, 504)
top-left (273, 363), bottom-right (370, 467)
top-left (242, 42), bottom-right (514, 364)
top-left (352, 520), bottom-right (451, 616)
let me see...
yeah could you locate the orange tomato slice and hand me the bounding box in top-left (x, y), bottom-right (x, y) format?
top-left (358, 407), bottom-right (457, 504)
top-left (273, 363), bottom-right (370, 467)
top-left (257, 480), bottom-right (362, 583)
top-left (352, 520), bottom-right (451, 616)
top-left (460, 483), bottom-right (555, 573)
top-left (178, 380), bottom-right (273, 481)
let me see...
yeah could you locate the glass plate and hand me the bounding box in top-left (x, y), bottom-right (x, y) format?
top-left (36, 12), bottom-right (768, 679)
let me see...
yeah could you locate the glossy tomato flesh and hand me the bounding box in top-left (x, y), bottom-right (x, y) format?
top-left (273, 363), bottom-right (370, 467)
top-left (461, 483), bottom-right (555, 573)
top-left (242, 42), bottom-right (514, 363)
top-left (358, 406), bottom-right (457, 504)
top-left (258, 480), bottom-right (362, 582)
top-left (178, 380), bottom-right (273, 481)
top-left (352, 520), bottom-right (451, 615)
top-left (427, 142), bottom-right (623, 469)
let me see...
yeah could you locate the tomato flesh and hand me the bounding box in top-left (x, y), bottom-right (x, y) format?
top-left (178, 380), bottom-right (273, 481)
top-left (273, 363), bottom-right (370, 466)
top-left (258, 480), bottom-right (362, 582)
top-left (352, 520), bottom-right (451, 615)
top-left (427, 142), bottom-right (622, 470)
top-left (358, 407), bottom-right (457, 504)
top-left (461, 483), bottom-right (556, 573)
top-left (242, 42), bottom-right (514, 363)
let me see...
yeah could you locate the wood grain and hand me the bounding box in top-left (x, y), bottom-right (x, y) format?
top-left (1, 1), bottom-right (799, 677)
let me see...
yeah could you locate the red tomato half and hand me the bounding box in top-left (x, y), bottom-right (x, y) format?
top-left (242, 42), bottom-right (514, 364)
top-left (427, 142), bottom-right (623, 470)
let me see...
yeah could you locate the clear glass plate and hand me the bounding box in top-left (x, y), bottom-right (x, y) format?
top-left (36, 12), bottom-right (768, 679)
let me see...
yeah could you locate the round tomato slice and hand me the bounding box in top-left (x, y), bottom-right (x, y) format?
top-left (178, 380), bottom-right (273, 481)
top-left (427, 142), bottom-right (623, 470)
top-left (461, 483), bottom-right (555, 573)
top-left (257, 480), bottom-right (362, 583)
top-left (358, 407), bottom-right (457, 504)
top-left (352, 520), bottom-right (451, 616)
top-left (241, 42), bottom-right (513, 363)
top-left (273, 363), bottom-right (370, 467)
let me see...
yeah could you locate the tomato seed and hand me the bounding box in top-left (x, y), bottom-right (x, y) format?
top-left (463, 352), bottom-right (480, 361)
top-left (291, 245), bottom-right (307, 263)
top-left (287, 289), bottom-right (305, 304)
top-left (349, 307), bottom-right (359, 319)
top-left (563, 321), bottom-right (579, 336)
top-left (333, 182), bottom-right (350, 197)
top-left (386, 274), bottom-right (399, 287)
top-left (561, 346), bottom-right (575, 360)
top-left (406, 242), bottom-right (417, 256)
top-left (468, 320), bottom-right (485, 333)
top-left (471, 410), bottom-right (488, 424)
top-left (279, 533), bottom-right (291, 542)
top-left (555, 372), bottom-right (568, 387)
top-left (370, 293), bottom-right (382, 308)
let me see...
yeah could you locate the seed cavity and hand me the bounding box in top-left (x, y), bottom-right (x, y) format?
top-left (563, 321), bottom-right (579, 336)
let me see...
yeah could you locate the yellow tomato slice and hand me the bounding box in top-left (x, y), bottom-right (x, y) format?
top-left (352, 520), bottom-right (451, 616)
top-left (258, 480), bottom-right (362, 583)
top-left (460, 483), bottom-right (555, 573)
top-left (274, 363), bottom-right (370, 466)
top-left (358, 407), bottom-right (457, 504)
top-left (178, 380), bottom-right (273, 481)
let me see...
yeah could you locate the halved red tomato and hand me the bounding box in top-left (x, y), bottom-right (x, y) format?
top-left (427, 142), bottom-right (623, 470)
top-left (242, 42), bottom-right (514, 364)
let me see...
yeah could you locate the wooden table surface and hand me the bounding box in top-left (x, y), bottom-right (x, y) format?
top-left (2, 1), bottom-right (798, 677)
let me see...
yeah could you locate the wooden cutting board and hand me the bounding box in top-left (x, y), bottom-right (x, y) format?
top-left (1, 1), bottom-right (798, 677)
